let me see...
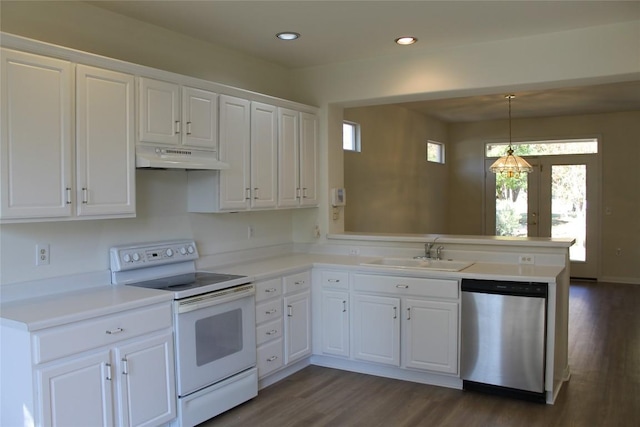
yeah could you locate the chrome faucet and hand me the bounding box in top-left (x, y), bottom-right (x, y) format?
top-left (436, 246), bottom-right (444, 260)
top-left (424, 242), bottom-right (434, 259)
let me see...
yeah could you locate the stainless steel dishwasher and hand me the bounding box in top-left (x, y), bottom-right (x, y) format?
top-left (461, 279), bottom-right (547, 403)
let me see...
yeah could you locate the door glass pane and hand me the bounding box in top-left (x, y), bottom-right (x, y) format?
top-left (195, 309), bottom-right (243, 366)
top-left (495, 174), bottom-right (529, 236)
top-left (551, 165), bottom-right (586, 261)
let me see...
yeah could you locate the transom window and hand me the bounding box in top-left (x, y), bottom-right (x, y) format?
top-left (427, 140), bottom-right (445, 164)
top-left (486, 138), bottom-right (598, 157)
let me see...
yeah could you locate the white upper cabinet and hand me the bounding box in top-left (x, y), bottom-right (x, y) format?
top-left (251, 102), bottom-right (278, 209)
top-left (76, 65), bottom-right (135, 217)
top-left (1, 50), bottom-right (135, 222)
top-left (188, 96), bottom-right (279, 212)
top-left (278, 109), bottom-right (318, 207)
top-left (1, 48), bottom-right (73, 219)
top-left (138, 77), bottom-right (218, 150)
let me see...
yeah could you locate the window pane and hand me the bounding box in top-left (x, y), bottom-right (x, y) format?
top-left (343, 121), bottom-right (360, 151)
top-left (427, 141), bottom-right (444, 163)
top-left (551, 164), bottom-right (586, 262)
top-left (495, 174), bottom-right (529, 236)
top-left (486, 138), bottom-right (597, 157)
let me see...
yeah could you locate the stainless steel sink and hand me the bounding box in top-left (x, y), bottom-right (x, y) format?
top-left (361, 258), bottom-right (474, 272)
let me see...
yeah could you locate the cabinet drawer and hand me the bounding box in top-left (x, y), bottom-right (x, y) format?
top-left (34, 303), bottom-right (172, 364)
top-left (255, 299), bottom-right (282, 324)
top-left (256, 318), bottom-right (283, 346)
top-left (255, 277), bottom-right (282, 302)
top-left (320, 270), bottom-right (349, 290)
top-left (283, 271), bottom-right (311, 294)
top-left (353, 274), bottom-right (459, 299)
top-left (257, 338), bottom-right (283, 378)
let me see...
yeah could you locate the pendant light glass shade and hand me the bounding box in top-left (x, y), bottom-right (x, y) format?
top-left (490, 95), bottom-right (533, 178)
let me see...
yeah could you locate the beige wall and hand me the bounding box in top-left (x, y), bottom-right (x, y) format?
top-left (0, 1), bottom-right (295, 100)
top-left (448, 111), bottom-right (640, 282)
top-left (343, 105), bottom-right (449, 233)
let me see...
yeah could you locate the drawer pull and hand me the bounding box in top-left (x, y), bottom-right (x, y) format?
top-left (106, 328), bottom-right (124, 335)
top-left (343, 300), bottom-right (347, 313)
top-left (265, 309), bottom-right (278, 315)
top-left (407, 307), bottom-right (411, 321)
top-left (266, 329), bottom-right (278, 335)
top-left (122, 358), bottom-right (129, 375)
top-left (328, 279), bottom-right (341, 283)
top-left (393, 306), bottom-right (397, 319)
top-left (266, 356), bottom-right (278, 362)
top-left (105, 363), bottom-right (112, 381)
top-left (287, 304), bottom-right (293, 317)
top-left (265, 288), bottom-right (277, 293)
top-left (396, 284), bottom-right (409, 289)
top-left (294, 280), bottom-right (305, 285)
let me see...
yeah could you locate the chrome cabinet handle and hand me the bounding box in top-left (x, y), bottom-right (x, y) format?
top-left (302, 187), bottom-right (308, 198)
top-left (296, 188), bottom-right (301, 199)
top-left (294, 280), bottom-right (305, 285)
top-left (393, 306), bottom-right (397, 319)
top-left (106, 328), bottom-right (124, 335)
top-left (254, 187), bottom-right (259, 200)
top-left (266, 356), bottom-right (278, 362)
top-left (266, 329), bottom-right (278, 335)
top-left (396, 284), bottom-right (409, 289)
top-left (175, 120), bottom-right (181, 134)
top-left (245, 188), bottom-right (251, 200)
top-left (265, 288), bottom-right (277, 293)
top-left (186, 121), bottom-right (192, 135)
top-left (265, 309), bottom-right (277, 315)
top-left (342, 300), bottom-right (347, 313)
top-left (287, 304), bottom-right (293, 317)
top-left (121, 358), bottom-right (128, 375)
top-left (105, 363), bottom-right (112, 381)
top-left (407, 307), bottom-right (411, 320)
top-left (82, 187), bottom-right (88, 204)
top-left (328, 279), bottom-right (340, 283)
top-left (66, 187), bottom-right (72, 204)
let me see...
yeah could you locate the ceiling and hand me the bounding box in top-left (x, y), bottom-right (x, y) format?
top-left (88, 1), bottom-right (640, 121)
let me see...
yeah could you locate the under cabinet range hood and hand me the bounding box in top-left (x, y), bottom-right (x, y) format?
top-left (136, 145), bottom-right (230, 170)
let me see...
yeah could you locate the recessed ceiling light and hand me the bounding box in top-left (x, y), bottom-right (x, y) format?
top-left (395, 36), bottom-right (418, 46)
top-left (276, 32), bottom-right (300, 41)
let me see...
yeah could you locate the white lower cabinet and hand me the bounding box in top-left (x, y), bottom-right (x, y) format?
top-left (350, 273), bottom-right (460, 375)
top-left (255, 271), bottom-right (311, 380)
top-left (1, 302), bottom-right (176, 427)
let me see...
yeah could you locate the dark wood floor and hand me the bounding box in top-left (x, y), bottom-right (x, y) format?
top-left (202, 281), bottom-right (639, 427)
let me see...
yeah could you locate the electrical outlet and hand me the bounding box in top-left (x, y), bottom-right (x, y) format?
top-left (349, 248), bottom-right (360, 256)
top-left (36, 244), bottom-right (50, 266)
top-left (518, 254), bottom-right (535, 265)
top-left (247, 225), bottom-right (254, 239)
top-left (616, 248), bottom-right (622, 256)
top-left (314, 225), bottom-right (321, 238)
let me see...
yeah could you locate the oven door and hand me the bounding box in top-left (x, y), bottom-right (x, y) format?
top-left (174, 284), bottom-right (256, 397)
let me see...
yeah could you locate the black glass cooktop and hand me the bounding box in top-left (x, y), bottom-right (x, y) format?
top-left (129, 272), bottom-right (247, 292)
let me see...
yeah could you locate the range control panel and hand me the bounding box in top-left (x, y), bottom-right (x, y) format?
top-left (110, 240), bottom-right (199, 272)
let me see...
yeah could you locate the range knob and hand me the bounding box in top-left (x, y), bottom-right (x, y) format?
top-left (165, 248), bottom-right (174, 257)
top-left (187, 245), bottom-right (195, 254)
top-left (132, 252), bottom-right (141, 262)
top-left (123, 253), bottom-right (132, 263)
top-left (179, 247), bottom-right (187, 255)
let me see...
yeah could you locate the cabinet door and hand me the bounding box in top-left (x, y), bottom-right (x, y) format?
top-left (250, 102), bottom-right (278, 208)
top-left (1, 49), bottom-right (72, 219)
top-left (115, 332), bottom-right (176, 427)
top-left (218, 95), bottom-right (251, 210)
top-left (403, 298), bottom-right (458, 374)
top-left (138, 77), bottom-right (180, 145)
top-left (277, 108), bottom-right (300, 207)
top-left (76, 65), bottom-right (135, 217)
top-left (183, 86), bottom-right (218, 149)
top-left (321, 290), bottom-right (349, 357)
top-left (299, 112), bottom-right (318, 206)
top-left (353, 294), bottom-right (400, 366)
top-left (38, 351), bottom-right (113, 427)
top-left (284, 290), bottom-right (311, 364)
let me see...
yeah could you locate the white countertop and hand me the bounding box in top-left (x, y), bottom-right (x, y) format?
top-left (0, 285), bottom-right (173, 331)
top-left (201, 253), bottom-right (564, 283)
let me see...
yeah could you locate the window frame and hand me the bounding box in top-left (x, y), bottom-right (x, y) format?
top-left (426, 140), bottom-right (445, 164)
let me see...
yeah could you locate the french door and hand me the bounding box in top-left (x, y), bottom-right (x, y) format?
top-left (485, 154), bottom-right (599, 279)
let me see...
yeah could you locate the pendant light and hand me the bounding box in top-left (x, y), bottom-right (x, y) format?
top-left (489, 95), bottom-right (533, 178)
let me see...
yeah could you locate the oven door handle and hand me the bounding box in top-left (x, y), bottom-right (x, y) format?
top-left (176, 284), bottom-right (255, 314)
